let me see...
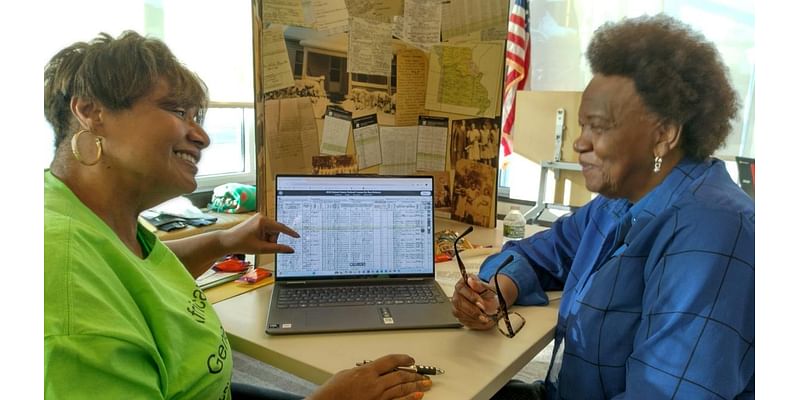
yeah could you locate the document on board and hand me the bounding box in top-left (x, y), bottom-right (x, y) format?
top-left (352, 114), bottom-right (382, 169)
top-left (425, 42), bottom-right (504, 118)
top-left (310, 0), bottom-right (349, 34)
top-left (395, 48), bottom-right (428, 126)
top-left (380, 126), bottom-right (418, 175)
top-left (263, 0), bottom-right (311, 27)
top-left (265, 97), bottom-right (319, 175)
top-left (320, 106), bottom-right (352, 155)
top-left (441, 0), bottom-right (508, 41)
top-left (261, 24), bottom-right (296, 93)
top-left (347, 16), bottom-right (393, 77)
top-left (345, 0), bottom-right (403, 23)
top-left (392, 15), bottom-right (405, 40)
top-left (402, 0), bottom-right (442, 50)
top-left (416, 116), bottom-right (449, 171)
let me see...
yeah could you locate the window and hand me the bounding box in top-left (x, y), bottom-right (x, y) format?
top-left (330, 57), bottom-right (342, 83)
top-left (194, 105), bottom-right (256, 192)
top-left (40, 0), bottom-right (256, 191)
top-left (352, 73), bottom-right (389, 86)
top-left (390, 57), bottom-right (398, 93)
top-left (293, 50), bottom-right (305, 77)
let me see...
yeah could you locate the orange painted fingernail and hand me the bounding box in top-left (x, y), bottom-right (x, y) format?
top-left (414, 392), bottom-right (424, 399)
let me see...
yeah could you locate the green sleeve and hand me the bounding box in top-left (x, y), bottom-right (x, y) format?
top-left (45, 334), bottom-right (166, 400)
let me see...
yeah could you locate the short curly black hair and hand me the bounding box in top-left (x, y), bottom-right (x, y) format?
top-left (587, 14), bottom-right (739, 160)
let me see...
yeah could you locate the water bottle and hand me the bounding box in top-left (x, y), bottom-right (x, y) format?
top-left (503, 206), bottom-right (526, 245)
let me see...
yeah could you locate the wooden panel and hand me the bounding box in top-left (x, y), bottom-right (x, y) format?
top-left (513, 90), bottom-right (593, 206)
top-left (512, 90), bottom-right (582, 163)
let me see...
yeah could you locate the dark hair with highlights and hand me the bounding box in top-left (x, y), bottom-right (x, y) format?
top-left (587, 14), bottom-right (739, 160)
top-left (44, 31), bottom-right (208, 150)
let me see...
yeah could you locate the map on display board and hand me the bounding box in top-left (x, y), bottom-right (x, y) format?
top-left (424, 41), bottom-right (504, 118)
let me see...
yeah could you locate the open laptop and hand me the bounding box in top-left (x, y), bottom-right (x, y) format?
top-left (266, 175), bottom-right (462, 335)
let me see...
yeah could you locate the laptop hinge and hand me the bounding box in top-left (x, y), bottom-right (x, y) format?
top-left (284, 281), bottom-right (307, 285)
top-left (405, 278), bottom-right (426, 281)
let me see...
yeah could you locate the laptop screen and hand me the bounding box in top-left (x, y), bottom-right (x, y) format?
top-left (275, 175), bottom-right (434, 280)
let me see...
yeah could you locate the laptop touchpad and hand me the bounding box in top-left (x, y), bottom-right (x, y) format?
top-left (306, 307), bottom-right (377, 327)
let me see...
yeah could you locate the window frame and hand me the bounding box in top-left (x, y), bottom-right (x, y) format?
top-left (194, 101), bottom-right (257, 192)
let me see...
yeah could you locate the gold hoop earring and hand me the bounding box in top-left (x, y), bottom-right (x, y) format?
top-left (653, 155), bottom-right (663, 173)
top-left (71, 129), bottom-right (104, 166)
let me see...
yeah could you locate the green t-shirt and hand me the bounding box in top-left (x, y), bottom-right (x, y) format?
top-left (44, 171), bottom-right (232, 399)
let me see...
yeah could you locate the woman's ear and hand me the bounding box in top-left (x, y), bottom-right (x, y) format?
top-left (654, 121), bottom-right (682, 157)
top-left (69, 97), bottom-right (104, 132)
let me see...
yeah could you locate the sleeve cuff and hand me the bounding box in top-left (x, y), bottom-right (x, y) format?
top-left (478, 251), bottom-right (549, 306)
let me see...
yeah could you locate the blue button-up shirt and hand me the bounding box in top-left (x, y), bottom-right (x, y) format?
top-left (479, 158), bottom-right (754, 399)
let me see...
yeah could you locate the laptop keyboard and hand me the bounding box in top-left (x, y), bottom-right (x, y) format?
top-left (276, 284), bottom-right (446, 309)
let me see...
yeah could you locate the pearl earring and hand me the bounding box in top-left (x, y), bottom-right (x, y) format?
top-left (653, 156), bottom-right (663, 173)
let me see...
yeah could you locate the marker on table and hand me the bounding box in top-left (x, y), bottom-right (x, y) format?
top-left (356, 360), bottom-right (445, 375)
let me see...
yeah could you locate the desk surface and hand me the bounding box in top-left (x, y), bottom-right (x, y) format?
top-left (214, 220), bottom-right (556, 400)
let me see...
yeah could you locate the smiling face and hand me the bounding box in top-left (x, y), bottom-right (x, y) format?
top-left (97, 79), bottom-right (209, 201)
top-left (575, 74), bottom-right (664, 201)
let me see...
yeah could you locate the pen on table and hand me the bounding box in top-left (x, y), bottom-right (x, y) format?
top-left (356, 360), bottom-right (445, 375)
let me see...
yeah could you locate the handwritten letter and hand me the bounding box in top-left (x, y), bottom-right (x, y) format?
top-left (402, 0), bottom-right (442, 50)
top-left (395, 48), bottom-right (428, 126)
top-left (263, 0), bottom-right (309, 27)
top-left (264, 97), bottom-right (319, 175)
top-left (310, 0), bottom-right (349, 34)
top-left (347, 16), bottom-right (393, 77)
top-left (261, 25), bottom-right (296, 93)
top-left (345, 0), bottom-right (403, 23)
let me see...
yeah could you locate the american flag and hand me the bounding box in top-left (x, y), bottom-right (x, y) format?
top-left (501, 0), bottom-right (530, 158)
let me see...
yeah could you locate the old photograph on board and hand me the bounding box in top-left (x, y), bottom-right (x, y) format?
top-left (450, 116), bottom-right (501, 171)
top-left (451, 159), bottom-right (496, 227)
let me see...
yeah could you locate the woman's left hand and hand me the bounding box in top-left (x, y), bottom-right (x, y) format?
top-left (219, 213), bottom-right (300, 255)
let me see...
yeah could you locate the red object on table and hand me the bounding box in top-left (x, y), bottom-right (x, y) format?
top-left (212, 257), bottom-right (251, 272)
top-left (435, 254), bottom-right (452, 263)
top-left (239, 268), bottom-right (272, 283)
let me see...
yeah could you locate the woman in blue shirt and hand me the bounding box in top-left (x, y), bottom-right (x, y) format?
top-left (451, 14), bottom-right (754, 400)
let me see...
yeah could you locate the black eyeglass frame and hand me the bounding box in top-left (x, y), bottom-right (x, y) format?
top-left (453, 226), bottom-right (474, 285)
top-left (453, 229), bottom-right (525, 338)
top-left (493, 256), bottom-right (526, 338)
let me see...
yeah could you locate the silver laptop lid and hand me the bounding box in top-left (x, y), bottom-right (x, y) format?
top-left (275, 175), bottom-right (434, 281)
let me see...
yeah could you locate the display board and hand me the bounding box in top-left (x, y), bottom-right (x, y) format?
top-left (252, 0), bottom-right (508, 229)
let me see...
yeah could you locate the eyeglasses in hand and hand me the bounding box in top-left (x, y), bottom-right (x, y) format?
top-left (453, 227), bottom-right (525, 338)
top-left (492, 256), bottom-right (526, 338)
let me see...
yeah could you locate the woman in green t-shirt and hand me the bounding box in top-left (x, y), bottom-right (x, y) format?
top-left (44, 31), bottom-right (432, 400)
